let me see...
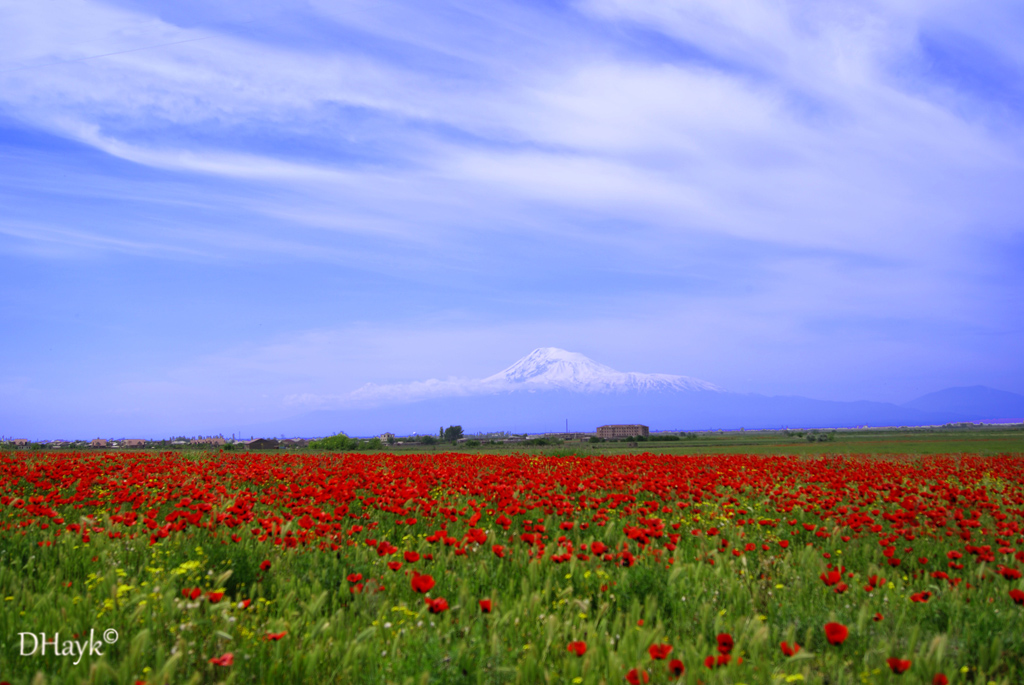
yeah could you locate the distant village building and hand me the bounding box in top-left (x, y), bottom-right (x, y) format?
top-left (543, 432), bottom-right (590, 441)
top-left (91, 438), bottom-right (108, 447)
top-left (596, 424), bottom-right (650, 439)
top-left (122, 439), bottom-right (146, 448)
top-left (247, 438), bottom-right (280, 450)
top-left (10, 439), bottom-right (28, 446)
top-left (380, 432), bottom-right (395, 442)
top-left (190, 436), bottom-right (225, 446)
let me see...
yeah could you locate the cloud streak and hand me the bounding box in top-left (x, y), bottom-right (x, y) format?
top-left (2, 0), bottom-right (1021, 260)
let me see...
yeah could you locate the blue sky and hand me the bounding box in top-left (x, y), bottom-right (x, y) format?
top-left (2, 0), bottom-right (1023, 438)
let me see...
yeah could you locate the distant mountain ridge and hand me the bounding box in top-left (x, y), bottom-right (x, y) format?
top-left (344, 347), bottom-right (718, 406)
top-left (482, 347), bottom-right (720, 393)
top-left (902, 385), bottom-right (1024, 420)
top-left (252, 349), bottom-right (1024, 437)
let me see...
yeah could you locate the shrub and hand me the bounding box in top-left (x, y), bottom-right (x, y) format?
top-left (309, 433), bottom-right (359, 451)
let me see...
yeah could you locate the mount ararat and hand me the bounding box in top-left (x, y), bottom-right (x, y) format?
top-left (257, 348), bottom-right (1024, 437)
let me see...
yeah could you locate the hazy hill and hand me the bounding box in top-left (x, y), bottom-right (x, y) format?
top-left (902, 386), bottom-right (1024, 421)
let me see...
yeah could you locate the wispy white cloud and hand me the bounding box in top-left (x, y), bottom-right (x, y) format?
top-left (287, 377), bottom-right (491, 410)
top-left (0, 217), bottom-right (206, 258)
top-left (2, 0), bottom-right (1021, 262)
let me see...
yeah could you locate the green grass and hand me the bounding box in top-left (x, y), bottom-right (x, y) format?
top-left (451, 426), bottom-right (1024, 458)
top-left (279, 426), bottom-right (1024, 458)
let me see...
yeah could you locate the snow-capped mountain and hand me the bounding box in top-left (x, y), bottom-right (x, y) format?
top-left (483, 347), bottom-right (720, 393)
top-left (337, 347), bottom-right (719, 407)
top-left (255, 347), bottom-right (1024, 436)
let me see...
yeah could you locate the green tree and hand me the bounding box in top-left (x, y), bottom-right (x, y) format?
top-left (443, 425), bottom-right (464, 443)
top-left (309, 432), bottom-right (358, 451)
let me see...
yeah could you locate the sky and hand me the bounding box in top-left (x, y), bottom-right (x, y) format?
top-left (2, 0), bottom-right (1023, 439)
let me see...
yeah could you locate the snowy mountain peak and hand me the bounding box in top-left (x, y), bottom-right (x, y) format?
top-left (339, 348), bottom-right (719, 409)
top-left (484, 347), bottom-right (720, 393)
top-left (489, 347), bottom-right (619, 384)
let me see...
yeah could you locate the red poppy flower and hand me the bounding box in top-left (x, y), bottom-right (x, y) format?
top-left (182, 587), bottom-right (201, 601)
top-left (824, 622), bottom-right (849, 645)
top-left (887, 657), bottom-right (911, 674)
top-left (567, 641), bottom-right (587, 657)
top-left (492, 545), bottom-right (506, 558)
top-left (834, 582), bottom-right (848, 594)
top-left (873, 612), bottom-right (884, 621)
top-left (716, 633), bottom-right (733, 655)
top-left (625, 668), bottom-right (649, 684)
top-left (910, 591), bottom-right (932, 603)
top-left (411, 571), bottom-right (435, 593)
top-left (265, 631), bottom-right (287, 641)
top-left (781, 641), bottom-right (801, 657)
top-left (209, 653), bottom-right (234, 666)
top-left (1010, 589), bottom-right (1024, 605)
top-left (591, 541), bottom-right (608, 555)
top-left (404, 550), bottom-right (420, 563)
top-left (932, 675), bottom-right (949, 685)
top-left (207, 591), bottom-right (224, 604)
top-left (239, 599), bottom-right (252, 609)
top-left (376, 540), bottom-right (398, 556)
top-left (346, 573), bottom-right (363, 583)
top-left (779, 540), bottom-right (790, 549)
top-left (668, 659), bottom-right (684, 676)
top-left (425, 596), bottom-right (448, 613)
top-left (648, 644), bottom-right (672, 660)
top-left (387, 561), bottom-right (402, 572)
top-left (479, 598), bottom-right (492, 613)
top-left (260, 560), bottom-right (271, 571)
top-left (820, 569), bottom-right (841, 586)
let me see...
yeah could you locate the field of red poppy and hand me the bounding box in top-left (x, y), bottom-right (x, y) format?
top-left (2, 450), bottom-right (1024, 685)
